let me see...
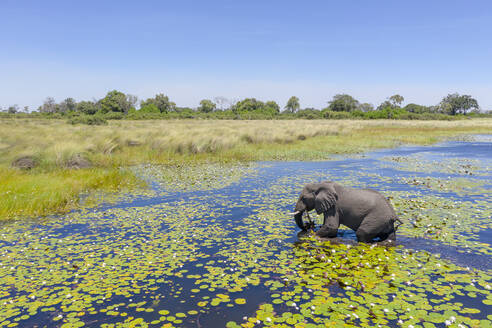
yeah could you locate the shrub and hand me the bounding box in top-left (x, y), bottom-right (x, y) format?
top-left (68, 116), bottom-right (108, 125)
top-left (296, 109), bottom-right (322, 119)
top-left (139, 104), bottom-right (160, 113)
top-left (102, 112), bottom-right (124, 120)
top-left (321, 110), bottom-right (352, 119)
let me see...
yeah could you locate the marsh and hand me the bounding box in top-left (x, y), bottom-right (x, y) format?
top-left (0, 135), bottom-right (491, 327)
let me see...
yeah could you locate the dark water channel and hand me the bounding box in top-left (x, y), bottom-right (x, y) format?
top-left (0, 136), bottom-right (491, 327)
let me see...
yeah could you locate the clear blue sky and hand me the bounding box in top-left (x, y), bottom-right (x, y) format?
top-left (1, 0), bottom-right (491, 110)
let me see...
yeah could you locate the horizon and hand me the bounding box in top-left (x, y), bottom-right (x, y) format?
top-left (1, 1), bottom-right (491, 110)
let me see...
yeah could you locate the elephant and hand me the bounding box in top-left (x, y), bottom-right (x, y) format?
top-left (291, 181), bottom-right (401, 243)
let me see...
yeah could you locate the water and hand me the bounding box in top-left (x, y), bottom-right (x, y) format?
top-left (0, 137), bottom-right (491, 327)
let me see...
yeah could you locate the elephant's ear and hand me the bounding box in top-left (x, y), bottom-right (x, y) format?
top-left (315, 183), bottom-right (337, 214)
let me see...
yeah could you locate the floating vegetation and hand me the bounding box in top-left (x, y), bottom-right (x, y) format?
top-left (401, 176), bottom-right (491, 196)
top-left (0, 138), bottom-right (491, 327)
top-left (132, 162), bottom-right (259, 193)
top-left (380, 154), bottom-right (490, 177)
top-left (394, 192), bottom-right (492, 255)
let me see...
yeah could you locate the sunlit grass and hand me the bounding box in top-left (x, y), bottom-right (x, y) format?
top-left (1, 118), bottom-right (491, 220)
top-left (0, 167), bottom-right (140, 220)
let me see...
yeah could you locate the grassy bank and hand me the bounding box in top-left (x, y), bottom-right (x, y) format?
top-left (1, 118), bottom-right (491, 220)
top-left (0, 168), bottom-right (140, 220)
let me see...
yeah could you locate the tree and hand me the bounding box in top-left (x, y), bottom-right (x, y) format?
top-left (127, 95), bottom-right (138, 109)
top-left (213, 96), bottom-right (229, 110)
top-left (297, 108), bottom-right (322, 119)
top-left (264, 101), bottom-right (280, 113)
top-left (100, 90), bottom-right (133, 113)
top-left (388, 94), bottom-right (404, 108)
top-left (358, 103), bottom-right (374, 112)
top-left (285, 96), bottom-right (300, 113)
top-left (39, 97), bottom-right (57, 113)
top-left (76, 101), bottom-right (98, 115)
top-left (232, 98), bottom-right (264, 112)
top-left (377, 100), bottom-right (394, 111)
top-left (403, 103), bottom-right (431, 114)
top-left (198, 99), bottom-right (216, 113)
top-left (328, 94), bottom-right (359, 112)
top-left (59, 98), bottom-right (76, 112)
top-left (8, 104), bottom-right (19, 114)
top-left (439, 93), bottom-right (479, 115)
top-left (140, 93), bottom-right (176, 113)
top-left (139, 103), bottom-right (160, 113)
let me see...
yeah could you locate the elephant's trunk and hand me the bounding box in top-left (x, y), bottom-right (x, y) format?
top-left (294, 211), bottom-right (305, 230)
top-left (293, 198), bottom-right (308, 230)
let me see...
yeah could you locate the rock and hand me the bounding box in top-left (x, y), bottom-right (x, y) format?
top-left (11, 156), bottom-right (37, 170)
top-left (66, 154), bottom-right (92, 169)
top-left (126, 140), bottom-right (141, 147)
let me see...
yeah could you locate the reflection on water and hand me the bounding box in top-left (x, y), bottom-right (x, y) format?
top-left (0, 136), bottom-right (491, 327)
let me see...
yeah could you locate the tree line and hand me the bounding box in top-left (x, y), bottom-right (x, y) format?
top-left (1, 91), bottom-right (486, 122)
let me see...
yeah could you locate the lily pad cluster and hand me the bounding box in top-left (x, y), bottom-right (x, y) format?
top-left (400, 176), bottom-right (491, 196)
top-left (132, 163), bottom-right (259, 193)
top-left (380, 154), bottom-right (490, 177)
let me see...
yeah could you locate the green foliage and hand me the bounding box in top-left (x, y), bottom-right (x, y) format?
top-left (231, 98), bottom-right (280, 116)
top-left (404, 103), bottom-right (433, 114)
top-left (59, 97), bottom-right (76, 112)
top-left (139, 103), bottom-right (160, 113)
top-left (198, 99), bottom-right (216, 113)
top-left (439, 93), bottom-right (479, 115)
top-left (7, 104), bottom-right (19, 114)
top-left (68, 115), bottom-right (108, 125)
top-left (140, 93), bottom-right (176, 113)
top-left (321, 110), bottom-right (352, 119)
top-left (7, 91), bottom-right (489, 121)
top-left (285, 96), bottom-right (300, 113)
top-left (76, 101), bottom-right (99, 115)
top-left (232, 98), bottom-right (263, 112)
top-left (264, 100), bottom-right (280, 113)
top-left (328, 94), bottom-right (359, 112)
top-left (296, 108), bottom-right (322, 119)
top-left (38, 97), bottom-right (57, 113)
top-left (365, 106), bottom-right (408, 119)
top-left (388, 94), bottom-right (404, 107)
top-left (377, 100), bottom-right (395, 110)
top-left (99, 90), bottom-right (134, 113)
top-left (359, 103), bottom-right (374, 112)
top-left (102, 111), bottom-right (124, 120)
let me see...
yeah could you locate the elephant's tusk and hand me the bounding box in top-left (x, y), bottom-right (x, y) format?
top-left (289, 211), bottom-right (301, 216)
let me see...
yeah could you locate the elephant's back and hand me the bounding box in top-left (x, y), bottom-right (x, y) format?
top-left (360, 188), bottom-right (398, 219)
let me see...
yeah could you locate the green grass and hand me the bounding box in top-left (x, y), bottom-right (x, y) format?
top-left (0, 168), bottom-right (141, 220)
top-left (1, 118), bottom-right (491, 220)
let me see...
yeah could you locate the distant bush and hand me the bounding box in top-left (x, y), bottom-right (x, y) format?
top-left (68, 116), bottom-right (107, 125)
top-left (102, 112), bottom-right (124, 120)
top-left (321, 110), bottom-right (352, 119)
top-left (126, 111), bottom-right (164, 120)
top-left (296, 109), bottom-right (322, 119)
top-left (139, 104), bottom-right (160, 113)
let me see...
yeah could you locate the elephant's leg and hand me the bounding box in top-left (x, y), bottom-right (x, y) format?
top-left (377, 222), bottom-right (396, 242)
top-left (356, 227), bottom-right (378, 243)
top-left (357, 217), bottom-right (395, 243)
top-left (355, 216), bottom-right (386, 243)
top-left (316, 208), bottom-right (339, 238)
top-left (317, 225), bottom-right (338, 238)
